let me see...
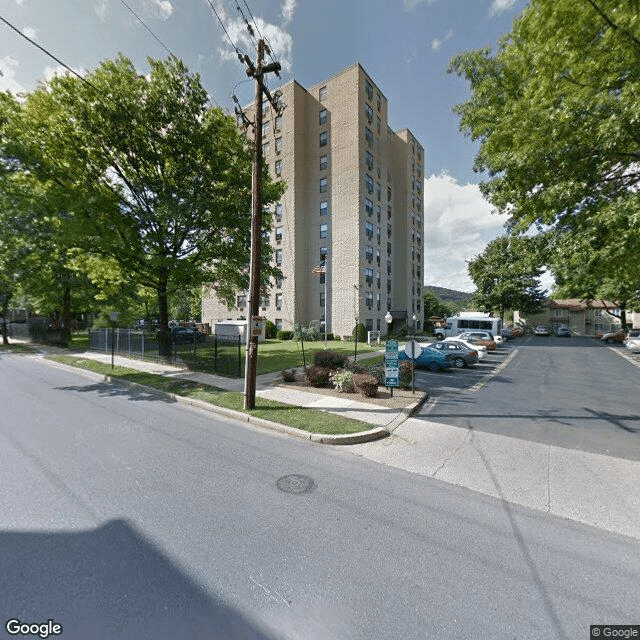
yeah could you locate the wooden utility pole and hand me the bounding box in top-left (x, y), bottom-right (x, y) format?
top-left (244, 39), bottom-right (281, 410)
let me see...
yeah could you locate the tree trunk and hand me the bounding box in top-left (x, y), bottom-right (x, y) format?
top-left (157, 271), bottom-right (172, 358)
top-left (60, 278), bottom-right (72, 347)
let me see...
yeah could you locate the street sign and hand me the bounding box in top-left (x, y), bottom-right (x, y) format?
top-left (404, 339), bottom-right (421, 359)
top-left (385, 339), bottom-right (399, 387)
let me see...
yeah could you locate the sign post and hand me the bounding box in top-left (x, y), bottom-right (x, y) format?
top-left (385, 339), bottom-right (399, 397)
top-left (404, 339), bottom-right (421, 394)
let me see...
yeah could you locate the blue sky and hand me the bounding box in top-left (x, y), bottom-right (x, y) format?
top-left (0, 0), bottom-right (529, 291)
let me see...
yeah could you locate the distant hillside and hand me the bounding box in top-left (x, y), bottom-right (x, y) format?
top-left (423, 285), bottom-right (474, 306)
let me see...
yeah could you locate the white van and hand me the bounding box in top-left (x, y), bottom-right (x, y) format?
top-left (434, 313), bottom-right (503, 340)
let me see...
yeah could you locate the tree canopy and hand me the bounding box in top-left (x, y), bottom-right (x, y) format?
top-left (1, 56), bottom-right (284, 346)
top-left (449, 0), bottom-right (640, 309)
top-left (467, 235), bottom-right (547, 320)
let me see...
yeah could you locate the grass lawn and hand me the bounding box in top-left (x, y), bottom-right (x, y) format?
top-left (48, 355), bottom-right (376, 436)
top-left (0, 342), bottom-right (37, 353)
top-left (256, 339), bottom-right (380, 374)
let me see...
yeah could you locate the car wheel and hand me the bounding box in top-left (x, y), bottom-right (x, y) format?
top-left (427, 361), bottom-right (439, 372)
top-left (453, 357), bottom-right (465, 368)
top-left (606, 338), bottom-right (614, 344)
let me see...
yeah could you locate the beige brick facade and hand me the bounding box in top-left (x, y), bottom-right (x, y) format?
top-left (202, 63), bottom-right (424, 337)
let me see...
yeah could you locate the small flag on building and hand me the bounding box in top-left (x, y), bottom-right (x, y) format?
top-left (312, 263), bottom-right (326, 275)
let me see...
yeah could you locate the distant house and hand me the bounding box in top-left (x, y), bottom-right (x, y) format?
top-left (514, 299), bottom-right (635, 335)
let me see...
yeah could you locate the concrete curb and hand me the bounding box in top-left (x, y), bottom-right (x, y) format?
top-left (39, 356), bottom-right (420, 445)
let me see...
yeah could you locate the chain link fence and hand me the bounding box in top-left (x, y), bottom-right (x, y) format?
top-left (88, 329), bottom-right (244, 378)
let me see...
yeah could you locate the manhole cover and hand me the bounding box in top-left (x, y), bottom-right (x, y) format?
top-left (276, 474), bottom-right (315, 494)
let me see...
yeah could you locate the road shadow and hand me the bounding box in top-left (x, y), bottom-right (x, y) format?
top-left (54, 381), bottom-right (178, 404)
top-left (0, 519), bottom-right (279, 640)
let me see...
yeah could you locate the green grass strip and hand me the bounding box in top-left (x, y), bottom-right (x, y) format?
top-left (47, 355), bottom-right (376, 436)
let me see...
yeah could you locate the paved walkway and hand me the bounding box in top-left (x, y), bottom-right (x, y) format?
top-left (33, 347), bottom-right (640, 541)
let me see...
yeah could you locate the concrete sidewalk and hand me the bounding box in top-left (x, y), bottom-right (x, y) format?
top-left (348, 415), bottom-right (640, 541)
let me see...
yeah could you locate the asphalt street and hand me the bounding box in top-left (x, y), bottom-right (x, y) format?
top-left (1, 351), bottom-right (639, 639)
top-left (419, 335), bottom-right (640, 460)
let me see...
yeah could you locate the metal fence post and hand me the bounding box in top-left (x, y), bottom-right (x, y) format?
top-left (214, 335), bottom-right (218, 374)
top-left (238, 335), bottom-right (242, 378)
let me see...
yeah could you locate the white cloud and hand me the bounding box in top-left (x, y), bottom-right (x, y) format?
top-left (220, 13), bottom-right (293, 73)
top-left (489, 0), bottom-right (517, 16)
top-left (148, 0), bottom-right (173, 19)
top-left (403, 0), bottom-right (436, 10)
top-left (423, 173), bottom-right (509, 291)
top-left (431, 29), bottom-right (453, 52)
top-left (43, 64), bottom-right (87, 83)
top-left (15, 0), bottom-right (25, 5)
top-left (95, 0), bottom-right (108, 22)
top-left (22, 26), bottom-right (37, 40)
top-left (0, 55), bottom-right (26, 95)
top-left (282, 0), bottom-right (297, 25)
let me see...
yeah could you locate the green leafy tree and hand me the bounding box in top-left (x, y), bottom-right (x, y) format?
top-left (6, 56), bottom-right (284, 354)
top-left (449, 0), bottom-right (640, 306)
top-left (467, 236), bottom-right (547, 321)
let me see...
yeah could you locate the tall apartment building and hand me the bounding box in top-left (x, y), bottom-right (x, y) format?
top-left (202, 63), bottom-right (425, 337)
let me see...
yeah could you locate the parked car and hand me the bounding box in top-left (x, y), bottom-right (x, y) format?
top-left (443, 336), bottom-right (488, 360)
top-left (426, 340), bottom-right (479, 368)
top-left (398, 344), bottom-right (454, 371)
top-left (458, 331), bottom-right (498, 351)
top-left (534, 325), bottom-right (551, 336)
top-left (600, 329), bottom-right (626, 344)
top-left (624, 336), bottom-right (640, 353)
top-left (157, 326), bottom-right (207, 343)
top-left (556, 326), bottom-right (572, 337)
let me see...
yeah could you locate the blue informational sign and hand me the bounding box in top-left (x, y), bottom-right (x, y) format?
top-left (385, 340), bottom-right (399, 387)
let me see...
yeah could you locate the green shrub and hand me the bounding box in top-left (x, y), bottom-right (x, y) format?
top-left (353, 373), bottom-right (379, 398)
top-left (352, 322), bottom-right (367, 342)
top-left (326, 333), bottom-right (335, 341)
top-left (312, 349), bottom-right (348, 370)
top-left (276, 330), bottom-right (294, 340)
top-left (330, 369), bottom-right (355, 392)
top-left (399, 360), bottom-right (413, 389)
top-left (305, 364), bottom-right (331, 387)
top-left (264, 319), bottom-right (277, 339)
top-left (334, 335), bottom-right (341, 341)
top-left (351, 362), bottom-right (384, 384)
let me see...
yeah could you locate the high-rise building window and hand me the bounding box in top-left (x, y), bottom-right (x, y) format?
top-left (364, 103), bottom-right (373, 123)
top-left (365, 198), bottom-right (373, 216)
top-left (262, 142), bottom-right (269, 155)
top-left (320, 177), bottom-right (328, 193)
top-left (275, 136), bottom-right (283, 153)
top-left (320, 223), bottom-right (328, 239)
top-left (320, 131), bottom-right (328, 147)
top-left (319, 86), bottom-right (327, 101)
top-left (320, 154), bottom-right (328, 170)
top-left (275, 249), bottom-right (283, 266)
top-left (275, 159), bottom-right (282, 175)
top-left (376, 92), bottom-right (381, 111)
top-left (365, 174), bottom-right (374, 194)
top-left (260, 295), bottom-right (270, 308)
top-left (276, 276), bottom-right (283, 288)
top-left (275, 226), bottom-right (283, 241)
top-left (364, 268), bottom-right (374, 285)
top-left (365, 221), bottom-right (374, 239)
top-left (365, 151), bottom-right (373, 170)
top-left (274, 115), bottom-right (282, 132)
top-left (276, 318), bottom-right (283, 331)
top-left (376, 115), bottom-right (381, 134)
top-left (365, 127), bottom-right (373, 147)
top-left (262, 122), bottom-right (269, 137)
top-left (365, 80), bottom-right (373, 100)
top-left (365, 244), bottom-right (373, 262)
top-left (237, 295), bottom-right (246, 309)
top-left (320, 200), bottom-right (329, 216)
top-left (365, 292), bottom-right (373, 308)
top-left (387, 298), bottom-right (392, 311)
top-left (276, 293), bottom-right (283, 309)
top-left (262, 99), bottom-right (269, 116)
top-left (275, 203), bottom-right (283, 221)
top-left (319, 108), bottom-right (328, 125)
top-left (320, 292), bottom-right (325, 308)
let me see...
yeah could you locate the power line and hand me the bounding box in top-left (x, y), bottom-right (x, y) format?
top-left (118, 0), bottom-right (178, 60)
top-left (117, 0), bottom-right (225, 111)
top-left (0, 13), bottom-right (109, 98)
top-left (205, 0), bottom-right (246, 61)
top-left (239, 0), bottom-right (280, 75)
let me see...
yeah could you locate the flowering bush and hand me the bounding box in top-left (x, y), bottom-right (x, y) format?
top-left (330, 369), bottom-right (355, 393)
top-left (353, 373), bottom-right (379, 398)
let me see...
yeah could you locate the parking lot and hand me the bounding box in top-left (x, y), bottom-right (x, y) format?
top-left (413, 340), bottom-right (516, 396)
